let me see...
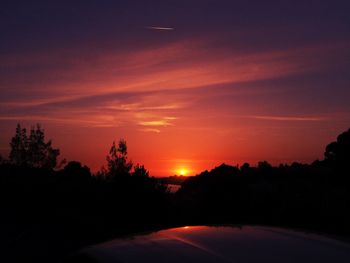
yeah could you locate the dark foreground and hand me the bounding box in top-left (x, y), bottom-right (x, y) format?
top-left (1, 128), bottom-right (350, 262)
top-left (70, 225), bottom-right (350, 263)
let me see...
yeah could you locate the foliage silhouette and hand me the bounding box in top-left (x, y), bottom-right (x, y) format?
top-left (9, 124), bottom-right (28, 166)
top-left (325, 128), bottom-right (350, 170)
top-left (132, 163), bottom-right (149, 178)
top-left (9, 123), bottom-right (60, 169)
top-left (106, 139), bottom-right (133, 180)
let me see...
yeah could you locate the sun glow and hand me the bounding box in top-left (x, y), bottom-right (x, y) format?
top-left (177, 168), bottom-right (189, 176)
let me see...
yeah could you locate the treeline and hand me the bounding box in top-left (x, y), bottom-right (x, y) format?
top-left (175, 128), bottom-right (350, 233)
top-left (0, 124), bottom-right (350, 262)
top-left (158, 175), bottom-right (189, 185)
top-left (175, 128), bottom-right (350, 232)
top-left (0, 124), bottom-right (170, 262)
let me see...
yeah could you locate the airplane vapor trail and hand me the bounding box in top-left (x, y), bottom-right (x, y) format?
top-left (145, 26), bottom-right (174, 31)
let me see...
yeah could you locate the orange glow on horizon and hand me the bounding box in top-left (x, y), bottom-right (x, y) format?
top-left (175, 167), bottom-right (190, 176)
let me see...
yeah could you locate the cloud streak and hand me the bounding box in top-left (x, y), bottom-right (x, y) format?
top-left (249, 115), bottom-right (327, 122)
top-left (141, 128), bottom-right (161, 133)
top-left (145, 26), bottom-right (174, 31)
top-left (139, 119), bottom-right (174, 127)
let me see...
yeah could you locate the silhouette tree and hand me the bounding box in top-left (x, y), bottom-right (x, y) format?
top-left (9, 123), bottom-right (60, 169)
top-left (63, 161), bottom-right (91, 180)
top-left (106, 139), bottom-right (132, 179)
top-left (258, 160), bottom-right (272, 170)
top-left (9, 124), bottom-right (28, 166)
top-left (27, 124), bottom-right (45, 167)
top-left (324, 128), bottom-right (350, 168)
top-left (132, 164), bottom-right (149, 178)
top-left (240, 162), bottom-right (250, 173)
top-left (28, 124), bottom-right (60, 169)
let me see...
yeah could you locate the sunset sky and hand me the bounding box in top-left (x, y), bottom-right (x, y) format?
top-left (1, 1), bottom-right (350, 176)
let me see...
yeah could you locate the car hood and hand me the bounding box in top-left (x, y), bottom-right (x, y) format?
top-left (78, 226), bottom-right (350, 263)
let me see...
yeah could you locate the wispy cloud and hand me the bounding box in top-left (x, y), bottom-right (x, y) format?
top-left (104, 103), bottom-right (183, 111)
top-left (138, 120), bottom-right (174, 127)
top-left (249, 115), bottom-right (327, 121)
top-left (0, 114), bottom-right (119, 127)
top-left (141, 128), bottom-right (161, 133)
top-left (163, 116), bottom-right (177, 120)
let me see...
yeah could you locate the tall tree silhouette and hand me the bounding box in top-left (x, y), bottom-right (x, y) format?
top-left (9, 124), bottom-right (28, 165)
top-left (27, 124), bottom-right (60, 169)
top-left (324, 128), bottom-right (350, 168)
top-left (8, 123), bottom-right (60, 169)
top-left (106, 139), bottom-right (133, 179)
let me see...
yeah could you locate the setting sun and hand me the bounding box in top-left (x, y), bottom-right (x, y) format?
top-left (177, 168), bottom-right (189, 176)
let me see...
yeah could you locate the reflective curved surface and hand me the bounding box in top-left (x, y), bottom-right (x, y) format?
top-left (77, 226), bottom-right (350, 263)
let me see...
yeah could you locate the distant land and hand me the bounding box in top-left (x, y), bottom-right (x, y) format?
top-left (157, 175), bottom-right (191, 185)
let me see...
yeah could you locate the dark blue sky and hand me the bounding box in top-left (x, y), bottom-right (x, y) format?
top-left (2, 1), bottom-right (350, 52)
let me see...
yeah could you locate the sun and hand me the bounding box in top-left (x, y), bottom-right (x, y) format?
top-left (177, 168), bottom-right (188, 176)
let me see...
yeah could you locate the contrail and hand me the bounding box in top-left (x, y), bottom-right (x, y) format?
top-left (145, 26), bottom-right (174, 31)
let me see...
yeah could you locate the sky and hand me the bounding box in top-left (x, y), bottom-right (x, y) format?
top-left (1, 1), bottom-right (350, 176)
